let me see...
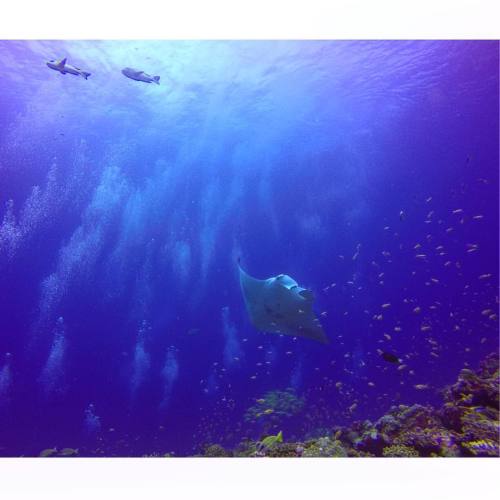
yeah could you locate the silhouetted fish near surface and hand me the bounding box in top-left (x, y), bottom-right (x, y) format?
top-left (380, 351), bottom-right (401, 364)
top-left (122, 67), bottom-right (160, 85)
top-left (46, 58), bottom-right (91, 79)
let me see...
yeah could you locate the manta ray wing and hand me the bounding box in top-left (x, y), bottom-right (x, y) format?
top-left (239, 267), bottom-right (277, 331)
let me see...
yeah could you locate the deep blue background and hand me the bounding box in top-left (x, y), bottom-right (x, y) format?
top-left (0, 40), bottom-right (498, 456)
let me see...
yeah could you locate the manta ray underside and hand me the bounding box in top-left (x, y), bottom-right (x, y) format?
top-left (239, 266), bottom-right (328, 344)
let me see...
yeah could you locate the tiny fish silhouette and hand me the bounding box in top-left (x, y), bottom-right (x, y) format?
top-left (380, 351), bottom-right (400, 364)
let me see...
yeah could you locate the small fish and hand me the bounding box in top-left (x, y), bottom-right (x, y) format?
top-left (478, 274), bottom-right (491, 280)
top-left (399, 210), bottom-right (405, 221)
top-left (472, 215), bottom-right (484, 220)
top-left (263, 409), bottom-right (274, 415)
top-left (380, 351), bottom-right (400, 364)
top-left (381, 303), bottom-right (391, 309)
top-left (39, 448), bottom-right (58, 458)
top-left (413, 307), bottom-right (421, 314)
top-left (414, 384), bottom-right (429, 390)
top-left (58, 448), bottom-right (79, 457)
top-left (452, 209), bottom-right (464, 214)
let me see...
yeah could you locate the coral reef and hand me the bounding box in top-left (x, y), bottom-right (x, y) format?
top-left (202, 444), bottom-right (233, 457)
top-left (302, 437), bottom-right (347, 457)
top-left (244, 389), bottom-right (305, 423)
top-left (382, 444), bottom-right (419, 457)
top-left (36, 354), bottom-right (498, 458)
top-left (266, 442), bottom-right (302, 457)
top-left (208, 353), bottom-right (499, 458)
top-left (439, 353), bottom-right (499, 456)
top-left (335, 354), bottom-right (498, 457)
top-left (382, 444), bottom-right (420, 458)
top-left (353, 404), bottom-right (460, 457)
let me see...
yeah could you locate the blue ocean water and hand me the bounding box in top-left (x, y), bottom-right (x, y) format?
top-left (0, 40), bottom-right (498, 456)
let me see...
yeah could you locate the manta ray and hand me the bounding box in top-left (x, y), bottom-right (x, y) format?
top-left (239, 265), bottom-right (328, 344)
